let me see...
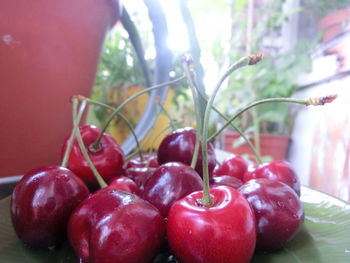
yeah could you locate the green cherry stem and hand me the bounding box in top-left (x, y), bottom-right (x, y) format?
top-left (201, 54), bottom-right (263, 207)
top-left (209, 95), bottom-right (338, 142)
top-left (61, 98), bottom-right (87, 168)
top-left (81, 97), bottom-right (144, 162)
top-left (182, 55), bottom-right (202, 170)
top-left (124, 103), bottom-right (163, 162)
top-left (146, 124), bottom-right (173, 157)
top-left (191, 71), bottom-right (263, 164)
top-left (156, 100), bottom-right (179, 130)
top-left (91, 75), bottom-right (186, 150)
top-left (125, 124), bottom-right (172, 161)
top-left (213, 111), bottom-right (262, 164)
top-left (72, 101), bottom-right (108, 189)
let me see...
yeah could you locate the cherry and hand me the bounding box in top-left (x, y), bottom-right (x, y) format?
top-left (210, 175), bottom-right (243, 189)
top-left (61, 125), bottom-right (125, 189)
top-left (243, 160), bottom-right (301, 196)
top-left (239, 179), bottom-right (304, 251)
top-left (167, 185), bottom-right (256, 263)
top-left (68, 188), bottom-right (165, 263)
top-left (125, 154), bottom-right (159, 169)
top-left (157, 127), bottom-right (216, 177)
top-left (143, 162), bottom-right (203, 218)
top-left (213, 154), bottom-right (249, 181)
top-left (124, 166), bottom-right (157, 192)
top-left (10, 165), bottom-right (89, 248)
top-left (108, 176), bottom-right (140, 196)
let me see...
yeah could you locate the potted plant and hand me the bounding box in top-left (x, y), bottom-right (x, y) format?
top-left (214, 0), bottom-right (313, 161)
top-left (88, 2), bottom-right (174, 154)
top-left (218, 47), bottom-right (312, 160)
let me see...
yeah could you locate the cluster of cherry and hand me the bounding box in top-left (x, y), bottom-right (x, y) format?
top-left (10, 54), bottom-right (335, 263)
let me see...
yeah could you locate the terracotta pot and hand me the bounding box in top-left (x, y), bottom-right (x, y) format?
top-left (318, 8), bottom-right (350, 72)
top-left (0, 0), bottom-right (121, 177)
top-left (223, 131), bottom-right (290, 161)
top-left (319, 8), bottom-right (350, 42)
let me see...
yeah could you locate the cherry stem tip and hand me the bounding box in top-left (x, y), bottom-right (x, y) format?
top-left (307, 94), bottom-right (338, 106)
top-left (248, 53), bottom-right (264, 65)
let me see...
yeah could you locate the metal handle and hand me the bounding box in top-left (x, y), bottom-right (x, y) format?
top-left (120, 0), bottom-right (173, 154)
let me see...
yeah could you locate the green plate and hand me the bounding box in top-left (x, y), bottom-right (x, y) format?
top-left (1, 186), bottom-right (350, 263)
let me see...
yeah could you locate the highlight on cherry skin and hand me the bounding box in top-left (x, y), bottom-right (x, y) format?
top-left (10, 165), bottom-right (90, 248)
top-left (61, 125), bottom-right (125, 189)
top-left (239, 178), bottom-right (304, 251)
top-left (243, 160), bottom-right (301, 196)
top-left (157, 127), bottom-right (216, 178)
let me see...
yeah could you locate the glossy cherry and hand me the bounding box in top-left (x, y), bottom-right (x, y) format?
top-left (11, 165), bottom-right (89, 248)
top-left (157, 127), bottom-right (216, 177)
top-left (61, 125), bottom-right (125, 189)
top-left (68, 188), bottom-right (165, 263)
top-left (124, 167), bottom-right (157, 192)
top-left (143, 162), bottom-right (203, 218)
top-left (167, 185), bottom-right (256, 263)
top-left (243, 160), bottom-right (301, 196)
top-left (125, 154), bottom-right (159, 169)
top-left (213, 154), bottom-right (249, 181)
top-left (108, 176), bottom-right (140, 196)
top-left (210, 175), bottom-right (243, 189)
top-left (239, 179), bottom-right (304, 251)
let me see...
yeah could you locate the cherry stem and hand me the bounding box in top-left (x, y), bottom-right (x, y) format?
top-left (156, 100), bottom-right (179, 130)
top-left (201, 55), bottom-right (263, 207)
top-left (182, 56), bottom-right (202, 170)
top-left (198, 95), bottom-right (262, 164)
top-left (72, 100), bottom-right (108, 189)
top-left (190, 68), bottom-right (263, 164)
top-left (125, 123), bottom-right (172, 162)
top-left (209, 95), bottom-right (338, 141)
top-left (82, 97), bottom-right (144, 162)
top-left (124, 102), bottom-right (160, 162)
top-left (91, 75), bottom-right (186, 150)
top-left (61, 98), bottom-right (87, 167)
top-left (147, 124), bottom-right (173, 157)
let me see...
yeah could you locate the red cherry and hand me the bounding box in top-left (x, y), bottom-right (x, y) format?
top-left (213, 154), bottom-right (248, 181)
top-left (167, 186), bottom-right (256, 263)
top-left (210, 175), bottom-right (243, 189)
top-left (108, 176), bottom-right (140, 196)
top-left (61, 125), bottom-right (125, 189)
top-left (243, 160), bottom-right (301, 196)
top-left (68, 189), bottom-right (165, 263)
top-left (157, 127), bottom-right (216, 177)
top-left (125, 154), bottom-right (159, 169)
top-left (239, 179), bottom-right (304, 251)
top-left (124, 167), bottom-right (157, 192)
top-left (143, 162), bottom-right (203, 218)
top-left (148, 155), bottom-right (160, 168)
top-left (10, 165), bottom-right (89, 248)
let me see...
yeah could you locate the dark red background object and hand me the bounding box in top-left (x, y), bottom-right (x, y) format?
top-left (0, 0), bottom-right (120, 177)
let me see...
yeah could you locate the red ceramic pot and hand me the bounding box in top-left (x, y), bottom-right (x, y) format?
top-left (0, 0), bottom-right (121, 177)
top-left (223, 131), bottom-right (290, 161)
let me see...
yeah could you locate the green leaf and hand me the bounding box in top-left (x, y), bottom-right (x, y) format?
top-left (251, 186), bottom-right (350, 262)
top-left (256, 103), bottom-right (289, 123)
top-left (1, 186), bottom-right (350, 262)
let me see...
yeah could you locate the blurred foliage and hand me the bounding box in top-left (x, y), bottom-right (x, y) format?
top-left (91, 0), bottom-right (342, 138)
top-left (91, 26), bottom-right (146, 123)
top-left (215, 0), bottom-right (315, 135)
